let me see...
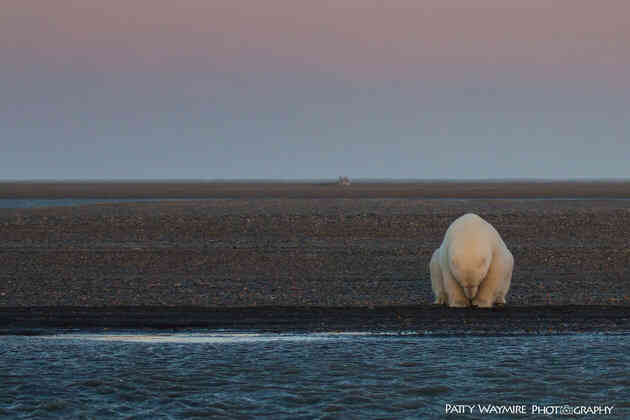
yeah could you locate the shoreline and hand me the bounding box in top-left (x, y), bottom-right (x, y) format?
top-left (2, 182), bottom-right (630, 333)
top-left (2, 306), bottom-right (630, 335)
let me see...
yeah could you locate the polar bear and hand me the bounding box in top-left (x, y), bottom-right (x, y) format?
top-left (430, 213), bottom-right (513, 308)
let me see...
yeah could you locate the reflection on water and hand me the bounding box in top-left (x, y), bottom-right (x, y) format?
top-left (48, 331), bottom-right (371, 344)
top-left (3, 197), bottom-right (630, 209)
top-left (1, 332), bottom-right (628, 418)
top-left (0, 198), bottom-right (188, 209)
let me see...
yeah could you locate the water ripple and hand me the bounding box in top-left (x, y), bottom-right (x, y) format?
top-left (0, 333), bottom-right (627, 418)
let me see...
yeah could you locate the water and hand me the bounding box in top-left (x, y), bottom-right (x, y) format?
top-left (0, 198), bottom-right (187, 209)
top-left (3, 197), bottom-right (630, 210)
top-left (1, 332), bottom-right (627, 419)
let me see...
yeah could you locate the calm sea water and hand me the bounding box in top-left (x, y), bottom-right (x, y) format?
top-left (3, 197), bottom-right (630, 210)
top-left (1, 332), bottom-right (628, 419)
top-left (0, 198), bottom-right (185, 209)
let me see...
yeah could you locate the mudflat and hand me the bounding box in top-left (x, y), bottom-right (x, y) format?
top-left (1, 181), bottom-right (629, 332)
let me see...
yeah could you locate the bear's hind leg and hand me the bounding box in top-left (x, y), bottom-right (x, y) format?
top-left (494, 252), bottom-right (513, 306)
top-left (430, 250), bottom-right (447, 305)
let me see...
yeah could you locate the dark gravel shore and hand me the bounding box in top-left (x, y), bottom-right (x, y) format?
top-left (1, 182), bottom-right (630, 332)
top-left (2, 306), bottom-right (630, 335)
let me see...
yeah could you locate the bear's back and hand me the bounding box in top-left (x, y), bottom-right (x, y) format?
top-left (443, 213), bottom-right (508, 256)
top-left (444, 213), bottom-right (494, 243)
top-left (440, 214), bottom-right (493, 277)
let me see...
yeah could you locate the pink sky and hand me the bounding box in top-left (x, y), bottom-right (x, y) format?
top-left (2, 1), bottom-right (629, 179)
top-left (3, 0), bottom-right (629, 80)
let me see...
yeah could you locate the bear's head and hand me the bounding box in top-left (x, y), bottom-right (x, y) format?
top-left (449, 247), bottom-right (491, 300)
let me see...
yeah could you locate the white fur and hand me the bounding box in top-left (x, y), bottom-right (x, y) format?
top-left (430, 213), bottom-right (513, 308)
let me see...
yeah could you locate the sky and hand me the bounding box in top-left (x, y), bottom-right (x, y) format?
top-left (2, 0), bottom-right (629, 180)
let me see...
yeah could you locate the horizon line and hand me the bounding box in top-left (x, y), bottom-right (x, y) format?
top-left (2, 177), bottom-right (630, 184)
